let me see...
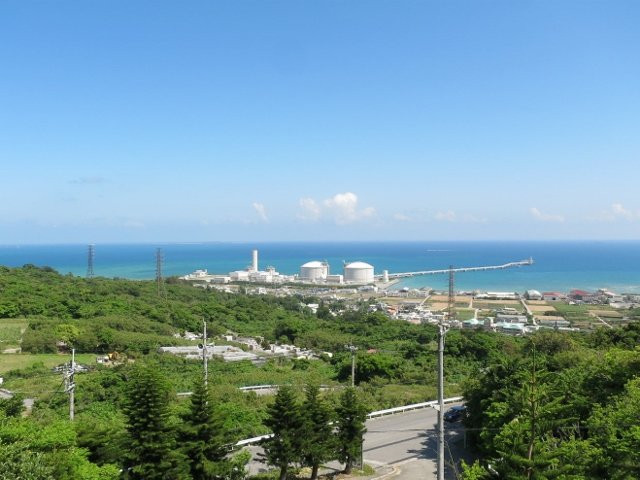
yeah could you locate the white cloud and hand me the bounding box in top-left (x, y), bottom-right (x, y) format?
top-left (252, 202), bottom-right (269, 223)
top-left (589, 203), bottom-right (640, 222)
top-left (298, 198), bottom-right (321, 221)
top-left (434, 210), bottom-right (457, 222)
top-left (323, 192), bottom-right (375, 224)
top-left (530, 207), bottom-right (565, 223)
top-left (298, 192), bottom-right (376, 224)
top-left (611, 203), bottom-right (638, 220)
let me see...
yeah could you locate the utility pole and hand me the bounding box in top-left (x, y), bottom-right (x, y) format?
top-left (202, 319), bottom-right (208, 385)
top-left (66, 348), bottom-right (76, 421)
top-left (345, 344), bottom-right (358, 387)
top-left (437, 316), bottom-right (445, 480)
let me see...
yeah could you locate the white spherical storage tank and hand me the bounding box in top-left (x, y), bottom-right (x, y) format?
top-left (343, 261), bottom-right (374, 283)
top-left (300, 261), bottom-right (329, 282)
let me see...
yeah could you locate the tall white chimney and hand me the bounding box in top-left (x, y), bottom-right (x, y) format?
top-left (252, 249), bottom-right (258, 272)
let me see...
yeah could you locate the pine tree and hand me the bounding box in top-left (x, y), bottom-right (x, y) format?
top-left (181, 378), bottom-right (231, 480)
top-left (336, 387), bottom-right (367, 474)
top-left (493, 346), bottom-right (566, 479)
top-left (122, 366), bottom-right (188, 480)
top-left (300, 384), bottom-right (335, 480)
top-left (261, 385), bottom-right (303, 480)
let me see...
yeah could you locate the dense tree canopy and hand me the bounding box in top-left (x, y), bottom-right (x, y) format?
top-left (463, 327), bottom-right (640, 479)
top-left (1, 265), bottom-right (638, 478)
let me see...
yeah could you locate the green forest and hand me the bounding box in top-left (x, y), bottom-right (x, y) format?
top-left (0, 265), bottom-right (639, 479)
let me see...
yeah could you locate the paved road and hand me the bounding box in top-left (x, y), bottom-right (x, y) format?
top-left (247, 403), bottom-right (471, 479)
top-left (364, 404), bottom-right (470, 479)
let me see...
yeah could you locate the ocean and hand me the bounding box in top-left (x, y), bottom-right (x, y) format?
top-left (0, 241), bottom-right (639, 294)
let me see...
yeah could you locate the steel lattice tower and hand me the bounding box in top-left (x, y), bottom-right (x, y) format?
top-left (155, 248), bottom-right (164, 296)
top-left (87, 244), bottom-right (95, 278)
top-left (447, 265), bottom-right (456, 321)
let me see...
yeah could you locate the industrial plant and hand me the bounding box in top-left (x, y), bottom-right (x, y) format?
top-left (180, 248), bottom-right (534, 288)
top-left (181, 249), bottom-right (379, 286)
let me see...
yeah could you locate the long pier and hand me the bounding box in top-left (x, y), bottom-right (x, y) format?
top-left (376, 257), bottom-right (534, 280)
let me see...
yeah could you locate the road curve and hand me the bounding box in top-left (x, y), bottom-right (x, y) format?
top-left (247, 403), bottom-right (469, 479)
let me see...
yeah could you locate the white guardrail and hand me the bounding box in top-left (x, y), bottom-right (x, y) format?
top-left (178, 384), bottom-right (337, 397)
top-left (233, 396), bottom-right (464, 449)
top-left (238, 384), bottom-right (279, 392)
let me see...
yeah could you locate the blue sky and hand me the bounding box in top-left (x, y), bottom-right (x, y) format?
top-left (1, 0), bottom-right (639, 243)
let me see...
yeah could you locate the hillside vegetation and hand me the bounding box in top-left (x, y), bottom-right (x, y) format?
top-left (0, 265), bottom-right (638, 479)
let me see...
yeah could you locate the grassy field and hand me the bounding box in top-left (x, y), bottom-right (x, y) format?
top-left (455, 308), bottom-right (476, 321)
top-left (0, 318), bottom-right (28, 350)
top-left (473, 302), bottom-right (524, 313)
top-left (527, 304), bottom-right (557, 313)
top-left (472, 299), bottom-right (520, 305)
top-left (427, 302), bottom-right (471, 311)
top-left (430, 295), bottom-right (472, 303)
top-left (590, 310), bottom-right (624, 318)
top-left (0, 353), bottom-right (96, 374)
top-left (549, 303), bottom-right (616, 325)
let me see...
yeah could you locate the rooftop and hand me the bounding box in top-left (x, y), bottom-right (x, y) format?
top-left (301, 261), bottom-right (327, 268)
top-left (345, 261), bottom-right (374, 269)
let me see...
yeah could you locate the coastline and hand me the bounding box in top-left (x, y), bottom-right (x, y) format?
top-left (1, 241), bottom-right (639, 294)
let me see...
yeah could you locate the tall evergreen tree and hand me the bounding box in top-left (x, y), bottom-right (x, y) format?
top-left (181, 378), bottom-right (235, 480)
top-left (336, 387), bottom-right (367, 474)
top-left (262, 386), bottom-right (302, 480)
top-left (300, 384), bottom-right (335, 480)
top-left (122, 366), bottom-right (188, 480)
top-left (493, 348), bottom-right (566, 479)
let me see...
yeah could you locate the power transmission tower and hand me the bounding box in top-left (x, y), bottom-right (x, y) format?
top-left (345, 344), bottom-right (358, 387)
top-left (64, 348), bottom-right (76, 421)
top-left (155, 248), bottom-right (165, 297)
top-left (87, 244), bottom-right (95, 278)
top-left (436, 267), bottom-right (455, 480)
top-left (448, 265), bottom-right (456, 322)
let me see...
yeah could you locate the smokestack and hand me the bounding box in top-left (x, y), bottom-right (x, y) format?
top-left (252, 249), bottom-right (258, 272)
top-left (383, 270), bottom-right (389, 283)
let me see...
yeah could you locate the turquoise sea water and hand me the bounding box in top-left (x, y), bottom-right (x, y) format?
top-left (0, 241), bottom-right (639, 293)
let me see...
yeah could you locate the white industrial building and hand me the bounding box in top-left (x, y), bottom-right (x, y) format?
top-left (326, 274), bottom-right (343, 284)
top-left (525, 290), bottom-right (543, 300)
top-left (300, 261), bottom-right (329, 282)
top-left (230, 270), bottom-right (250, 281)
top-left (183, 249), bottom-right (293, 285)
top-left (343, 261), bottom-right (375, 284)
top-left (183, 250), bottom-right (379, 287)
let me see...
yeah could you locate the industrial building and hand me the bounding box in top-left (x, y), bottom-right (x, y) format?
top-left (343, 261), bottom-right (375, 284)
top-left (300, 261), bottom-right (329, 282)
top-left (183, 250), bottom-right (379, 286)
top-left (182, 249), bottom-right (294, 284)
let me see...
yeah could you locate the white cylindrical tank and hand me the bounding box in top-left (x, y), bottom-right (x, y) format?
top-left (252, 249), bottom-right (258, 272)
top-left (300, 261), bottom-right (329, 282)
top-left (343, 261), bottom-right (374, 284)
